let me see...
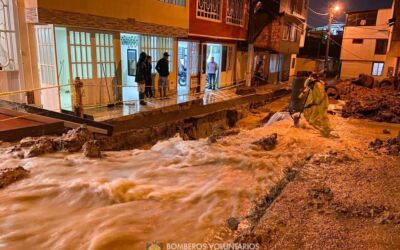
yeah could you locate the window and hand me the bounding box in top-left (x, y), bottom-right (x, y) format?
top-left (290, 0), bottom-right (304, 15)
top-left (347, 11), bottom-right (378, 26)
top-left (352, 39), bottom-right (363, 44)
top-left (159, 0), bottom-right (186, 6)
top-left (283, 23), bottom-right (298, 41)
top-left (290, 24), bottom-right (298, 42)
top-left (283, 24), bottom-right (290, 40)
top-left (141, 35), bottom-right (173, 73)
top-left (36, 26), bottom-right (57, 86)
top-left (375, 39), bottom-right (388, 55)
top-left (96, 33), bottom-right (115, 78)
top-left (372, 62), bottom-right (384, 76)
top-left (291, 58), bottom-right (296, 69)
top-left (0, 0), bottom-right (18, 71)
top-left (197, 0), bottom-right (222, 21)
top-left (226, 0), bottom-right (244, 26)
top-left (69, 31), bottom-right (93, 80)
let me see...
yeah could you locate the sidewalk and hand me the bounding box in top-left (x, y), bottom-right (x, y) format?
top-left (85, 83), bottom-right (290, 122)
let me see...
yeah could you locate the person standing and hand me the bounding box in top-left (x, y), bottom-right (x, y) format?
top-left (207, 57), bottom-right (218, 90)
top-left (156, 52), bottom-right (170, 99)
top-left (300, 72), bottom-right (331, 137)
top-left (145, 55), bottom-right (154, 99)
top-left (136, 52), bottom-right (147, 106)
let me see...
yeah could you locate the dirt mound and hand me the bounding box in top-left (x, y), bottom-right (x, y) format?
top-left (369, 132), bottom-right (400, 157)
top-left (336, 82), bottom-right (400, 123)
top-left (0, 167), bottom-right (29, 189)
top-left (18, 126), bottom-right (94, 158)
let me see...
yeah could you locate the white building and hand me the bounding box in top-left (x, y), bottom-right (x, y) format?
top-left (340, 8), bottom-right (394, 80)
top-left (314, 22), bottom-right (344, 36)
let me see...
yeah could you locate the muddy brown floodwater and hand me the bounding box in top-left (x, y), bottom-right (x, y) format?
top-left (0, 97), bottom-right (399, 250)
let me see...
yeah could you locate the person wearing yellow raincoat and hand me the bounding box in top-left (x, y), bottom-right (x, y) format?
top-left (300, 73), bottom-right (331, 137)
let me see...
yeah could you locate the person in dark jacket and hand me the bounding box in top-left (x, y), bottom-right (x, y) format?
top-left (145, 56), bottom-right (154, 99)
top-left (155, 52), bottom-right (170, 99)
top-left (136, 52), bottom-right (147, 105)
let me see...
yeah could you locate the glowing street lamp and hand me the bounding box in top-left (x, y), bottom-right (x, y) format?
top-left (325, 3), bottom-right (343, 77)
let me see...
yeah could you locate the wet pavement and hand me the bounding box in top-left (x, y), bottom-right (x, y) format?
top-left (85, 84), bottom-right (288, 122)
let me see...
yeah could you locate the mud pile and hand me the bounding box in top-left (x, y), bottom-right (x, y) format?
top-left (14, 126), bottom-right (94, 158)
top-left (336, 82), bottom-right (400, 123)
top-left (0, 167), bottom-right (29, 189)
top-left (369, 132), bottom-right (400, 157)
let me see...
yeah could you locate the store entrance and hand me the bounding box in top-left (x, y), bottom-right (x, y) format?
top-left (177, 41), bottom-right (200, 97)
top-left (203, 43), bottom-right (222, 90)
top-left (121, 33), bottom-right (140, 102)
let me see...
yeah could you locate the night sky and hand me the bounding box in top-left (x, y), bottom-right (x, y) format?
top-left (308, 0), bottom-right (394, 27)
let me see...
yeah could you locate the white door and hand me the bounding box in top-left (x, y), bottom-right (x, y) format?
top-left (35, 25), bottom-right (60, 111)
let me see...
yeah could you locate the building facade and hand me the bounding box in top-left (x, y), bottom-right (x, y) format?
top-left (340, 7), bottom-right (394, 80)
top-left (253, 0), bottom-right (308, 84)
top-left (174, 0), bottom-right (249, 97)
top-left (1, 0), bottom-right (189, 112)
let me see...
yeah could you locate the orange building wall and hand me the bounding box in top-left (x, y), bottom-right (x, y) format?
top-left (189, 0), bottom-right (248, 41)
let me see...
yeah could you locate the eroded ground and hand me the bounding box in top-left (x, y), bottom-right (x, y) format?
top-left (0, 96), bottom-right (399, 250)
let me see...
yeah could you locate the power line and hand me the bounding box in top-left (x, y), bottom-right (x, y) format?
top-left (292, 15), bottom-right (375, 61)
top-left (308, 7), bottom-right (329, 16)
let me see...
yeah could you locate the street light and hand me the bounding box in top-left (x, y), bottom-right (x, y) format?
top-left (325, 3), bottom-right (342, 78)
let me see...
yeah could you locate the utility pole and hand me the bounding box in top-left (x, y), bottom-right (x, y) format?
top-left (246, 0), bottom-right (256, 87)
top-left (325, 10), bottom-right (333, 78)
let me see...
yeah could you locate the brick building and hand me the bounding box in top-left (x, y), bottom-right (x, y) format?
top-left (252, 0), bottom-right (308, 84)
top-left (174, 0), bottom-right (249, 97)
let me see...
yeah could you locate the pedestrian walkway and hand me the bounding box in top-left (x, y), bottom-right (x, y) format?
top-left (85, 83), bottom-right (290, 122)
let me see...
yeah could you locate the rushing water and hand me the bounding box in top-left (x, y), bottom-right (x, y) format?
top-left (0, 125), bottom-right (294, 250)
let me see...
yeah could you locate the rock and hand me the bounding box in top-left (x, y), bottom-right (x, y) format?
top-left (20, 137), bottom-right (38, 147)
top-left (25, 138), bottom-right (56, 158)
top-left (252, 133), bottom-right (278, 151)
top-left (369, 135), bottom-right (400, 157)
top-left (383, 129), bottom-right (391, 134)
top-left (59, 126), bottom-right (93, 152)
top-left (227, 217), bottom-right (240, 231)
top-left (83, 140), bottom-right (102, 158)
top-left (0, 167), bottom-right (29, 189)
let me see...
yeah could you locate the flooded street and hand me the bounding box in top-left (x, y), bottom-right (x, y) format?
top-left (0, 125), bottom-right (290, 249)
top-left (0, 97), bottom-right (399, 250)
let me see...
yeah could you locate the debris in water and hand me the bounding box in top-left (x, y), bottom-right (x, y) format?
top-left (208, 129), bottom-right (240, 143)
top-left (25, 137), bottom-right (56, 158)
top-left (58, 126), bottom-right (93, 152)
top-left (21, 126), bottom-right (93, 158)
top-left (0, 167), bottom-right (29, 189)
top-left (227, 217), bottom-right (240, 231)
top-left (261, 112), bottom-right (276, 124)
top-left (252, 133), bottom-right (278, 151)
top-left (83, 140), bottom-right (102, 158)
top-left (383, 129), bottom-right (391, 134)
top-left (369, 132), bottom-right (400, 157)
top-left (264, 112), bottom-right (291, 126)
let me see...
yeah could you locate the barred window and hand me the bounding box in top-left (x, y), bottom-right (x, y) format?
top-left (197, 0), bottom-right (222, 21)
top-left (96, 33), bottom-right (115, 78)
top-left (226, 0), bottom-right (244, 26)
top-left (69, 31), bottom-right (93, 80)
top-left (0, 0), bottom-right (18, 71)
top-left (140, 35), bottom-right (173, 73)
top-left (159, 0), bottom-right (186, 7)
